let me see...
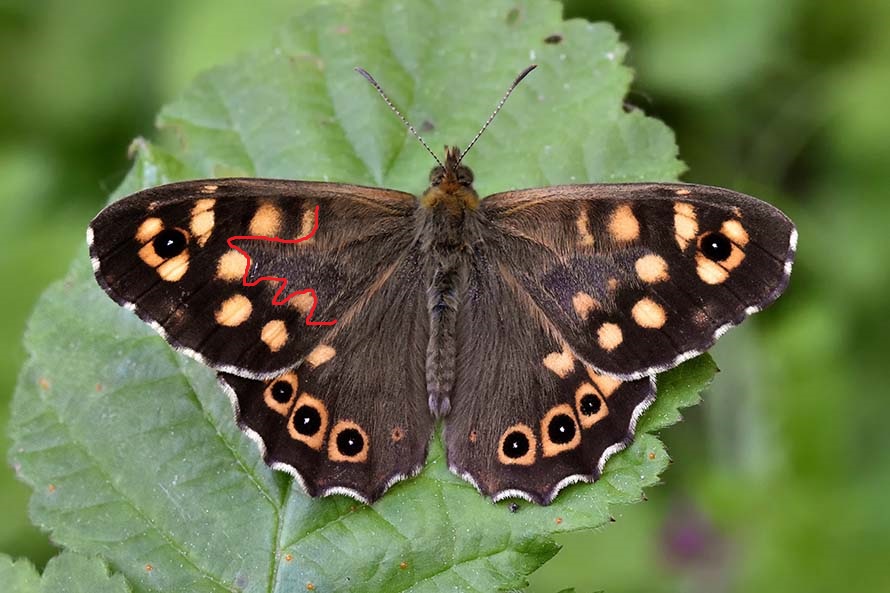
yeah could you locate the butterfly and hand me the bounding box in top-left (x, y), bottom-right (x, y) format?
top-left (87, 66), bottom-right (797, 505)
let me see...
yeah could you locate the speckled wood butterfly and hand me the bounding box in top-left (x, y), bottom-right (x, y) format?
top-left (88, 67), bottom-right (796, 504)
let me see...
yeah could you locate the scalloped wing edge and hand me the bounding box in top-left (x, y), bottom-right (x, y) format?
top-left (87, 226), bottom-right (303, 381)
top-left (446, 375), bottom-right (658, 505)
top-left (217, 377), bottom-right (426, 505)
top-left (603, 227), bottom-right (798, 381)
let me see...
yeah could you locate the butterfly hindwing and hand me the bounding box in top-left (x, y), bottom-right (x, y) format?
top-left (219, 249), bottom-right (432, 503)
top-left (444, 241), bottom-right (656, 504)
top-left (478, 183), bottom-right (797, 379)
top-left (88, 178), bottom-right (417, 378)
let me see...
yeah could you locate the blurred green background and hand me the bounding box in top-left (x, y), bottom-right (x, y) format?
top-left (2, 1), bottom-right (888, 592)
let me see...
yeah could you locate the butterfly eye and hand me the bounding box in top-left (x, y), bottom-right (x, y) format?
top-left (699, 232), bottom-right (732, 262)
top-left (428, 166), bottom-right (446, 185)
top-left (152, 228), bottom-right (189, 259)
top-left (455, 165), bottom-right (474, 186)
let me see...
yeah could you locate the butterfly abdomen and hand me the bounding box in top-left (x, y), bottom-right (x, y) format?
top-left (422, 193), bottom-right (476, 418)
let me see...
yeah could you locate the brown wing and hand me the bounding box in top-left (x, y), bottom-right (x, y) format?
top-left (89, 178), bottom-right (417, 379)
top-left (477, 183), bottom-right (797, 379)
top-left (444, 239), bottom-right (655, 504)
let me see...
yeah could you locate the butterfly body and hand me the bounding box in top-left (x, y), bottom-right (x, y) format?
top-left (89, 146), bottom-right (796, 504)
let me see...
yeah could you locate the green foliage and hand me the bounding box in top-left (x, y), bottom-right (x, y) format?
top-left (0, 553), bottom-right (129, 593)
top-left (5, 0), bottom-right (716, 590)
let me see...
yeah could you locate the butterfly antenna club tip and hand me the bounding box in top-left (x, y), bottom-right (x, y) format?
top-left (459, 64), bottom-right (537, 164)
top-left (355, 66), bottom-right (443, 167)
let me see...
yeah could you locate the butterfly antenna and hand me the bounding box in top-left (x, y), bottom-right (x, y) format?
top-left (355, 67), bottom-right (443, 167)
top-left (459, 64), bottom-right (537, 164)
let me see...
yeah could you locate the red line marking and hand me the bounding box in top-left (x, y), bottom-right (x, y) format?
top-left (226, 205), bottom-right (337, 326)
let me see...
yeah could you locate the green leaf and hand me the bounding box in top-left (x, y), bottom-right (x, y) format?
top-left (0, 555), bottom-right (40, 592)
top-left (8, 1), bottom-right (710, 591)
top-left (0, 552), bottom-right (130, 593)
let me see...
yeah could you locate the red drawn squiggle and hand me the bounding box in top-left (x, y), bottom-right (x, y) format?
top-left (226, 205), bottom-right (336, 326)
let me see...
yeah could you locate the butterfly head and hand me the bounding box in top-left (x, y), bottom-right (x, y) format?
top-left (429, 146), bottom-right (474, 188)
top-left (423, 146), bottom-right (479, 210)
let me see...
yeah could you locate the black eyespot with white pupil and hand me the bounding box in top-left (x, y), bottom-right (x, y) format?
top-left (579, 395), bottom-right (601, 416)
top-left (700, 232), bottom-right (732, 262)
top-left (547, 414), bottom-right (576, 444)
top-left (336, 428), bottom-right (364, 457)
top-left (502, 431), bottom-right (530, 459)
top-left (291, 405), bottom-right (321, 436)
top-left (153, 229), bottom-right (188, 258)
top-left (270, 381), bottom-right (293, 403)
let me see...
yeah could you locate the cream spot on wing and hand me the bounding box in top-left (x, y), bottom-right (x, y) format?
top-left (138, 242), bottom-right (164, 267)
top-left (632, 298), bottom-right (667, 329)
top-left (261, 320), bottom-right (288, 352)
top-left (608, 204), bottom-right (639, 242)
top-left (215, 294), bottom-right (253, 326)
top-left (587, 367), bottom-right (621, 398)
top-left (190, 199), bottom-right (215, 246)
top-left (607, 277), bottom-right (619, 291)
top-left (675, 188), bottom-right (691, 196)
top-left (722, 245), bottom-right (746, 270)
top-left (635, 254), bottom-right (670, 284)
top-left (575, 208), bottom-right (595, 246)
top-left (597, 323), bottom-right (623, 351)
top-left (135, 217), bottom-right (163, 243)
top-left (543, 346), bottom-right (575, 378)
top-left (572, 291), bottom-right (599, 321)
top-left (200, 184), bottom-right (218, 194)
top-left (721, 219), bottom-right (749, 246)
top-left (298, 207), bottom-right (316, 243)
top-left (674, 202), bottom-right (698, 250)
top-left (289, 292), bottom-right (315, 315)
top-left (216, 250), bottom-right (246, 281)
top-left (695, 255), bottom-right (730, 284)
top-left (305, 345), bottom-right (336, 367)
top-left (157, 253), bottom-right (189, 282)
top-left (249, 202), bottom-right (282, 236)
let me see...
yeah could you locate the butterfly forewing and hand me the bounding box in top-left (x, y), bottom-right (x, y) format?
top-left (479, 183), bottom-right (797, 379)
top-left (88, 178), bottom-right (417, 378)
